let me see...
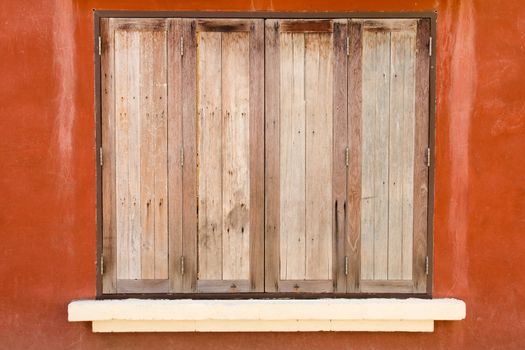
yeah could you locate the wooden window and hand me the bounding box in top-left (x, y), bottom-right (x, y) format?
top-left (100, 16), bottom-right (431, 296)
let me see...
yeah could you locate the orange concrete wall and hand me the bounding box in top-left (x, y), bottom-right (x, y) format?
top-left (1, 0), bottom-right (524, 349)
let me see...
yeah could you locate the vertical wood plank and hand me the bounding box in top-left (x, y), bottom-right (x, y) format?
top-left (388, 30), bottom-right (416, 280)
top-left (413, 19), bottom-right (430, 292)
top-left (332, 20), bottom-right (348, 293)
top-left (280, 32), bottom-right (306, 280)
top-left (167, 18), bottom-right (183, 292)
top-left (139, 30), bottom-right (156, 279)
top-left (249, 20), bottom-right (265, 291)
top-left (360, 29), bottom-right (377, 281)
top-left (197, 31), bottom-right (223, 280)
top-left (101, 18), bottom-right (117, 293)
top-left (347, 21), bottom-right (362, 292)
top-left (221, 31), bottom-right (251, 280)
top-left (182, 19), bottom-right (198, 292)
top-left (152, 28), bottom-right (169, 279)
top-left (305, 33), bottom-right (333, 280)
top-left (264, 19), bottom-right (281, 292)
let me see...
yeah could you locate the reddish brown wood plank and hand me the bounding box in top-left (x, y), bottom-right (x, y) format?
top-left (264, 19), bottom-right (281, 292)
top-left (280, 20), bottom-right (333, 33)
top-left (413, 19), bottom-right (431, 293)
top-left (181, 19), bottom-right (198, 292)
top-left (248, 20), bottom-right (265, 292)
top-left (101, 18), bottom-right (117, 294)
top-left (347, 21), bottom-right (363, 293)
top-left (167, 18), bottom-right (184, 292)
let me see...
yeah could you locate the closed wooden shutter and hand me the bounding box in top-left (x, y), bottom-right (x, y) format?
top-left (347, 19), bottom-right (430, 293)
top-left (101, 18), bottom-right (180, 293)
top-left (265, 20), bottom-right (348, 293)
top-left (181, 19), bottom-right (265, 293)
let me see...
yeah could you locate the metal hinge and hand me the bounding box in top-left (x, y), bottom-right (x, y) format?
top-left (99, 147), bottom-right (103, 167)
top-left (344, 256), bottom-right (349, 276)
top-left (425, 256), bottom-right (429, 275)
top-left (180, 256), bottom-right (185, 275)
top-left (426, 147), bottom-right (431, 167)
top-left (100, 256), bottom-right (104, 275)
top-left (429, 37), bottom-right (432, 57)
top-left (98, 36), bottom-right (102, 56)
top-left (345, 147), bottom-right (349, 167)
top-left (180, 147), bottom-right (184, 167)
top-left (346, 37), bottom-right (350, 56)
top-left (180, 36), bottom-right (184, 56)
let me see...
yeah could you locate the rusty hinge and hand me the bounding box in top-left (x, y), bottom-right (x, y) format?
top-left (344, 256), bottom-right (349, 276)
top-left (180, 256), bottom-right (185, 275)
top-left (429, 37), bottom-right (433, 57)
top-left (100, 256), bottom-right (104, 275)
top-left (426, 147), bottom-right (431, 167)
top-left (425, 256), bottom-right (429, 275)
top-left (98, 36), bottom-right (102, 56)
top-left (345, 147), bottom-right (349, 167)
top-left (180, 36), bottom-right (184, 56)
top-left (346, 37), bottom-right (350, 56)
top-left (99, 147), bottom-right (103, 167)
top-left (180, 147), bottom-right (184, 167)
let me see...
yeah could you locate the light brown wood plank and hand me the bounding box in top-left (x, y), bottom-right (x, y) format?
top-left (139, 30), bottom-right (156, 279)
top-left (332, 20), bottom-right (348, 293)
top-left (196, 20), bottom-right (251, 33)
top-left (197, 31), bottom-right (223, 280)
top-left (196, 280), bottom-right (252, 293)
top-left (347, 21), bottom-right (363, 292)
top-left (264, 19), bottom-right (281, 292)
top-left (360, 279), bottom-right (414, 293)
top-left (181, 19), bottom-right (198, 292)
top-left (413, 19), bottom-right (430, 292)
top-left (221, 31), bottom-right (251, 280)
top-left (152, 28), bottom-right (169, 279)
top-left (278, 280), bottom-right (334, 293)
top-left (305, 33), bottom-right (333, 280)
top-left (357, 19), bottom-right (417, 32)
top-left (117, 279), bottom-right (169, 293)
top-left (167, 19), bottom-right (184, 292)
top-left (360, 29), bottom-right (377, 281)
top-left (388, 29), bottom-right (416, 280)
top-left (101, 18), bottom-right (117, 293)
top-left (126, 30), bottom-right (142, 280)
top-left (248, 20), bottom-right (265, 292)
top-left (280, 32), bottom-right (306, 280)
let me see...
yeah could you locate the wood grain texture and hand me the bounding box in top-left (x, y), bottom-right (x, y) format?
top-left (361, 28), bottom-right (391, 281)
top-left (332, 20), bottom-right (348, 293)
top-left (305, 33), bottom-right (333, 280)
top-left (196, 280), bottom-right (252, 293)
top-left (197, 31), bottom-right (223, 280)
top-left (413, 19), bottom-right (430, 293)
top-left (181, 19), bottom-right (198, 292)
top-left (280, 20), bottom-right (333, 33)
top-left (101, 18), bottom-right (117, 293)
top-left (221, 31), bottom-right (251, 280)
top-left (279, 32), bottom-right (306, 280)
top-left (116, 279), bottom-right (169, 293)
top-left (167, 18), bottom-right (184, 292)
top-left (248, 20), bottom-right (265, 292)
top-left (347, 21), bottom-right (363, 292)
top-left (264, 19), bottom-right (281, 292)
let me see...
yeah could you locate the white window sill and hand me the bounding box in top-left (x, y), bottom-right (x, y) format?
top-left (68, 298), bottom-right (465, 333)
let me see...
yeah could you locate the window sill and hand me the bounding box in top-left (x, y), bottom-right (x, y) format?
top-left (68, 298), bottom-right (465, 333)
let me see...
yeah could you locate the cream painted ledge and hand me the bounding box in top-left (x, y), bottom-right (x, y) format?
top-left (68, 298), bottom-right (466, 333)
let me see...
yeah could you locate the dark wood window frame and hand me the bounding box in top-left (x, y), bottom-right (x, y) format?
top-left (94, 11), bottom-right (436, 299)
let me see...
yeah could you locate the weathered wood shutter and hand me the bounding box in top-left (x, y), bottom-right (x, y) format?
top-left (347, 19), bottom-right (430, 293)
top-left (101, 18), bottom-right (183, 293)
top-left (181, 19), bottom-right (265, 293)
top-left (265, 20), bottom-right (348, 293)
